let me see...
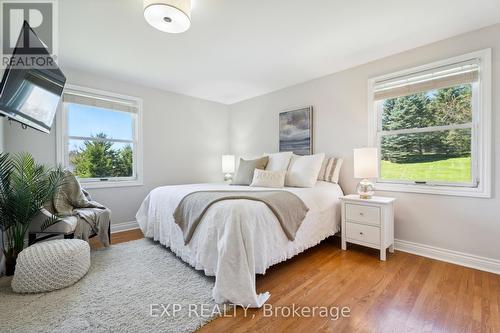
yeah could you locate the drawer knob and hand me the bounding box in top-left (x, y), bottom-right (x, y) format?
top-left (359, 212), bottom-right (364, 216)
top-left (359, 232), bottom-right (364, 235)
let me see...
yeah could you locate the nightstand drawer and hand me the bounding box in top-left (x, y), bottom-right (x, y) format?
top-left (346, 222), bottom-right (380, 245)
top-left (345, 203), bottom-right (380, 225)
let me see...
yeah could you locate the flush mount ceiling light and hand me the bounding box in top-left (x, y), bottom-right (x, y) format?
top-left (144, 0), bottom-right (191, 33)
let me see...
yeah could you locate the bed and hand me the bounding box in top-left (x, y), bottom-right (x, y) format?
top-left (136, 181), bottom-right (343, 307)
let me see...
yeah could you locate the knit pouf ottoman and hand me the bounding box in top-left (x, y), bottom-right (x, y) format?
top-left (11, 239), bottom-right (90, 293)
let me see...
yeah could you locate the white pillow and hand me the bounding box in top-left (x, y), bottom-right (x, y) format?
top-left (285, 153), bottom-right (325, 188)
top-left (250, 169), bottom-right (286, 188)
top-left (264, 152), bottom-right (293, 171)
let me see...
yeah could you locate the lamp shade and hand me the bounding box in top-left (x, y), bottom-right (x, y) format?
top-left (144, 0), bottom-right (191, 33)
top-left (222, 155), bottom-right (235, 174)
top-left (354, 148), bottom-right (379, 179)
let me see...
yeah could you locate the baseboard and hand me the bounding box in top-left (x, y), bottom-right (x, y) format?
top-left (395, 239), bottom-right (500, 275)
top-left (111, 221), bottom-right (139, 234)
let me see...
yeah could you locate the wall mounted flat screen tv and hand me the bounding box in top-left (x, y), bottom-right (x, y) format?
top-left (0, 21), bottom-right (66, 133)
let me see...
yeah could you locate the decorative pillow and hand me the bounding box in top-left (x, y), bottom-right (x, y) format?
top-left (232, 157), bottom-right (269, 185)
top-left (250, 169), bottom-right (286, 188)
top-left (264, 152), bottom-right (293, 171)
top-left (317, 157), bottom-right (343, 184)
top-left (285, 153), bottom-right (325, 188)
top-left (234, 153), bottom-right (262, 170)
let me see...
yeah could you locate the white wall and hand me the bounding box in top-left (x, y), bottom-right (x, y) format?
top-left (4, 67), bottom-right (230, 226)
top-left (229, 24), bottom-right (500, 262)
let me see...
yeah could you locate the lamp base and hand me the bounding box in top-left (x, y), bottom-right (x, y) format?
top-left (357, 179), bottom-right (375, 199)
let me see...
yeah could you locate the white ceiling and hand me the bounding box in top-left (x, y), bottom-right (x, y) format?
top-left (59, 0), bottom-right (500, 105)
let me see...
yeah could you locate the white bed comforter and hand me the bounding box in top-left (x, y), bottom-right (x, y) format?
top-left (136, 181), bottom-right (343, 307)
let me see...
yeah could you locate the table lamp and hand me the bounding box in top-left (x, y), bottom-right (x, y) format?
top-left (222, 155), bottom-right (235, 182)
top-left (354, 148), bottom-right (379, 199)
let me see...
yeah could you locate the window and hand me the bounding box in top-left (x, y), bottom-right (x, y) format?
top-left (57, 85), bottom-right (143, 188)
top-left (368, 49), bottom-right (491, 197)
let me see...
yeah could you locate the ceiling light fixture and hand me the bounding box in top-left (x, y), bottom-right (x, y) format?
top-left (144, 0), bottom-right (191, 33)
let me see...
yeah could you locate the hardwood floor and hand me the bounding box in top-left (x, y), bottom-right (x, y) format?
top-left (89, 228), bottom-right (144, 250)
top-left (103, 229), bottom-right (500, 332)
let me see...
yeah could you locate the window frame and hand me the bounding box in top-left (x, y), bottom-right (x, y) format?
top-left (56, 84), bottom-right (144, 189)
top-left (367, 49), bottom-right (491, 198)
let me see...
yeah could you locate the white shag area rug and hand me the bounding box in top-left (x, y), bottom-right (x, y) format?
top-left (0, 239), bottom-right (217, 333)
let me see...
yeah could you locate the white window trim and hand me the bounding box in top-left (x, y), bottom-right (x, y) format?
top-left (56, 84), bottom-right (144, 189)
top-left (367, 49), bottom-right (491, 198)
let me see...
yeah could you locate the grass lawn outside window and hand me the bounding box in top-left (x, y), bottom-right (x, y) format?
top-left (381, 156), bottom-right (471, 184)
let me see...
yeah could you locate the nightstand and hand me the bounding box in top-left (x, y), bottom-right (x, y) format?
top-left (340, 194), bottom-right (396, 261)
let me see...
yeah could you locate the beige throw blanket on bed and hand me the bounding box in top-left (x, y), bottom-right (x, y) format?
top-left (173, 190), bottom-right (309, 244)
top-left (52, 171), bottom-right (111, 247)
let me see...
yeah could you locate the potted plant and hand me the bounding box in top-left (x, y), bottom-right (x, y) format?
top-left (0, 152), bottom-right (65, 276)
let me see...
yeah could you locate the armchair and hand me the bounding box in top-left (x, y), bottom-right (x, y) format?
top-left (28, 209), bottom-right (111, 246)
